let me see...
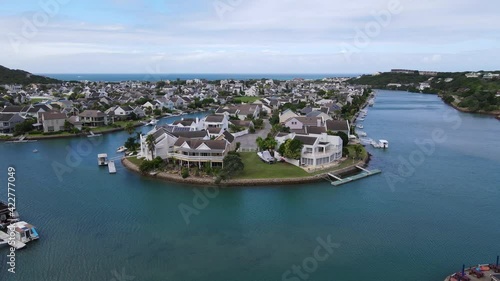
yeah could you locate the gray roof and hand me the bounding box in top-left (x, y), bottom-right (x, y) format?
top-left (0, 113), bottom-right (15, 122)
top-left (42, 112), bottom-right (67, 120)
top-left (294, 135), bottom-right (318, 146)
top-left (306, 126), bottom-right (326, 134)
top-left (172, 130), bottom-right (208, 139)
top-left (174, 137), bottom-right (228, 150)
top-left (326, 120), bottom-right (349, 132)
top-left (222, 131), bottom-right (234, 143)
top-left (205, 115), bottom-right (224, 122)
top-left (79, 110), bottom-right (105, 118)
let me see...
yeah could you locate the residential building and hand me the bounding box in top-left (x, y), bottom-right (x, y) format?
top-left (276, 132), bottom-right (343, 167)
top-left (40, 112), bottom-right (67, 133)
top-left (79, 110), bottom-right (113, 127)
top-left (0, 113), bottom-right (25, 133)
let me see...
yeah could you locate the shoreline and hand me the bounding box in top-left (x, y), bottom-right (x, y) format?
top-left (121, 154), bottom-right (371, 187)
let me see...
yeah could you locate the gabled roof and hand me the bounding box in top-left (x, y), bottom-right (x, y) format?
top-left (174, 137), bottom-right (228, 151)
top-left (205, 115), bottom-right (225, 123)
top-left (172, 130), bottom-right (208, 139)
top-left (305, 126), bottom-right (326, 134)
top-left (0, 113), bottom-right (16, 122)
top-left (326, 119), bottom-right (349, 131)
top-left (79, 110), bottom-right (105, 118)
top-left (222, 130), bottom-right (234, 143)
top-left (41, 112), bottom-right (67, 120)
top-left (294, 135), bottom-right (318, 146)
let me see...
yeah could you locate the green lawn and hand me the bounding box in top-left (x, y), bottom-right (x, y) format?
top-left (128, 156), bottom-right (144, 166)
top-left (234, 96), bottom-right (260, 103)
top-left (236, 152), bottom-right (309, 179)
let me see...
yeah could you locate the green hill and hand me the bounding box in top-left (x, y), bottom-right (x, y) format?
top-left (0, 65), bottom-right (61, 85)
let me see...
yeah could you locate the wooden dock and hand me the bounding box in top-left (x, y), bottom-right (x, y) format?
top-left (108, 161), bottom-right (117, 174)
top-left (329, 166), bottom-right (381, 186)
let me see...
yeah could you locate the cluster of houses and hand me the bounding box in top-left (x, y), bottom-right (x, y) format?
top-left (2, 78), bottom-right (363, 171)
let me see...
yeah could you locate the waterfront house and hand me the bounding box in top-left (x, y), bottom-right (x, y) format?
top-left (40, 112), bottom-right (67, 133)
top-left (79, 110), bottom-right (113, 127)
top-left (172, 137), bottom-right (230, 168)
top-left (276, 132), bottom-right (343, 167)
top-left (0, 113), bottom-right (25, 133)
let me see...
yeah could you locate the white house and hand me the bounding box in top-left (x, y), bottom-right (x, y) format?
top-left (204, 115), bottom-right (229, 131)
top-left (276, 132), bottom-right (343, 167)
top-left (279, 109), bottom-right (299, 124)
top-left (40, 112), bottom-right (67, 133)
top-left (284, 117), bottom-right (323, 131)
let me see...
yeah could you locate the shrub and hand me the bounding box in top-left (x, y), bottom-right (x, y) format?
top-left (181, 167), bottom-right (190, 178)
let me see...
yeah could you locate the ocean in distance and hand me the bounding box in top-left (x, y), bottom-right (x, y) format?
top-left (40, 73), bottom-right (362, 82)
top-left (0, 90), bottom-right (499, 281)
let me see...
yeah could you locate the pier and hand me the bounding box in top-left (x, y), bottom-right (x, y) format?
top-left (108, 160), bottom-right (117, 174)
top-left (444, 259), bottom-right (500, 281)
top-left (328, 167), bottom-right (381, 186)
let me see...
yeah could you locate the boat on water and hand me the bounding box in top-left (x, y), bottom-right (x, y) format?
top-left (145, 119), bottom-right (158, 126)
top-left (97, 153), bottom-right (109, 166)
top-left (357, 124), bottom-right (364, 129)
top-left (358, 118), bottom-right (365, 122)
top-left (358, 131), bottom-right (367, 137)
top-left (87, 131), bottom-right (103, 138)
top-left (368, 99), bottom-right (375, 107)
top-left (257, 151), bottom-right (275, 164)
top-left (33, 149), bottom-right (38, 153)
top-left (379, 140), bottom-right (389, 149)
top-left (0, 221), bottom-right (40, 250)
top-left (116, 146), bottom-right (127, 153)
top-left (370, 140), bottom-right (389, 149)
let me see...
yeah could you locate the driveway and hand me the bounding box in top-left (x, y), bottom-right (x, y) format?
top-left (236, 119), bottom-right (271, 149)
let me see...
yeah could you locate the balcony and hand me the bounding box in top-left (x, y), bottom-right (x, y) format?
top-left (170, 153), bottom-right (224, 162)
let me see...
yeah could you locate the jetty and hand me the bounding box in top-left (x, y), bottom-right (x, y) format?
top-left (328, 166), bottom-right (381, 186)
top-left (108, 160), bottom-right (117, 174)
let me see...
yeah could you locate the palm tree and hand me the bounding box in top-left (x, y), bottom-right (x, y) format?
top-left (125, 122), bottom-right (134, 135)
top-left (256, 137), bottom-right (264, 151)
top-left (146, 134), bottom-right (156, 159)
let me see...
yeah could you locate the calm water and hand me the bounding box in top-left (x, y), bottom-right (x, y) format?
top-left (0, 91), bottom-right (499, 281)
top-left (40, 73), bottom-right (361, 82)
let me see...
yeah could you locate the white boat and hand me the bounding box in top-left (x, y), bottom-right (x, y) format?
top-left (358, 118), bottom-right (365, 122)
top-left (368, 99), bottom-right (375, 107)
top-left (117, 146), bottom-right (127, 153)
top-left (257, 151), bottom-right (275, 164)
top-left (358, 131), bottom-right (367, 137)
top-left (146, 119), bottom-right (158, 126)
top-left (0, 221), bottom-right (40, 250)
top-left (379, 140), bottom-right (389, 149)
top-left (87, 131), bottom-right (103, 138)
top-left (33, 149), bottom-right (38, 153)
top-left (357, 124), bottom-right (364, 129)
top-left (98, 153), bottom-right (109, 166)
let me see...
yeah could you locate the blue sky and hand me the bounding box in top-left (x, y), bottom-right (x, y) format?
top-left (0, 0), bottom-right (499, 73)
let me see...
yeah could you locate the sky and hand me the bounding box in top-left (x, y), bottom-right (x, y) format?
top-left (0, 0), bottom-right (499, 74)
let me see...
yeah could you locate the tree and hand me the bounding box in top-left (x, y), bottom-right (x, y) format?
top-left (124, 137), bottom-right (139, 152)
top-left (14, 119), bottom-right (35, 136)
top-left (278, 139), bottom-right (303, 159)
top-left (269, 111), bottom-right (280, 125)
top-left (125, 122), bottom-right (135, 135)
top-left (220, 154), bottom-right (244, 180)
top-left (354, 145), bottom-right (364, 160)
top-left (328, 131), bottom-right (349, 147)
top-left (63, 120), bottom-right (73, 131)
top-left (146, 134), bottom-right (156, 159)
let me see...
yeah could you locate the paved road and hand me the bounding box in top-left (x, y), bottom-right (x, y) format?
top-left (236, 119), bottom-right (272, 149)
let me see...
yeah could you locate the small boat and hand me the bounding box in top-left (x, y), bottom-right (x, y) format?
top-left (357, 124), bottom-right (364, 129)
top-left (87, 131), bottom-right (103, 138)
top-left (98, 153), bottom-right (109, 166)
top-left (0, 221), bottom-right (40, 250)
top-left (358, 131), bottom-right (367, 137)
top-left (257, 151), bottom-right (275, 164)
top-left (358, 118), bottom-right (365, 122)
top-left (379, 140), bottom-right (389, 149)
top-left (117, 146), bottom-right (127, 153)
top-left (33, 149), bottom-right (38, 153)
top-left (146, 119), bottom-right (158, 126)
